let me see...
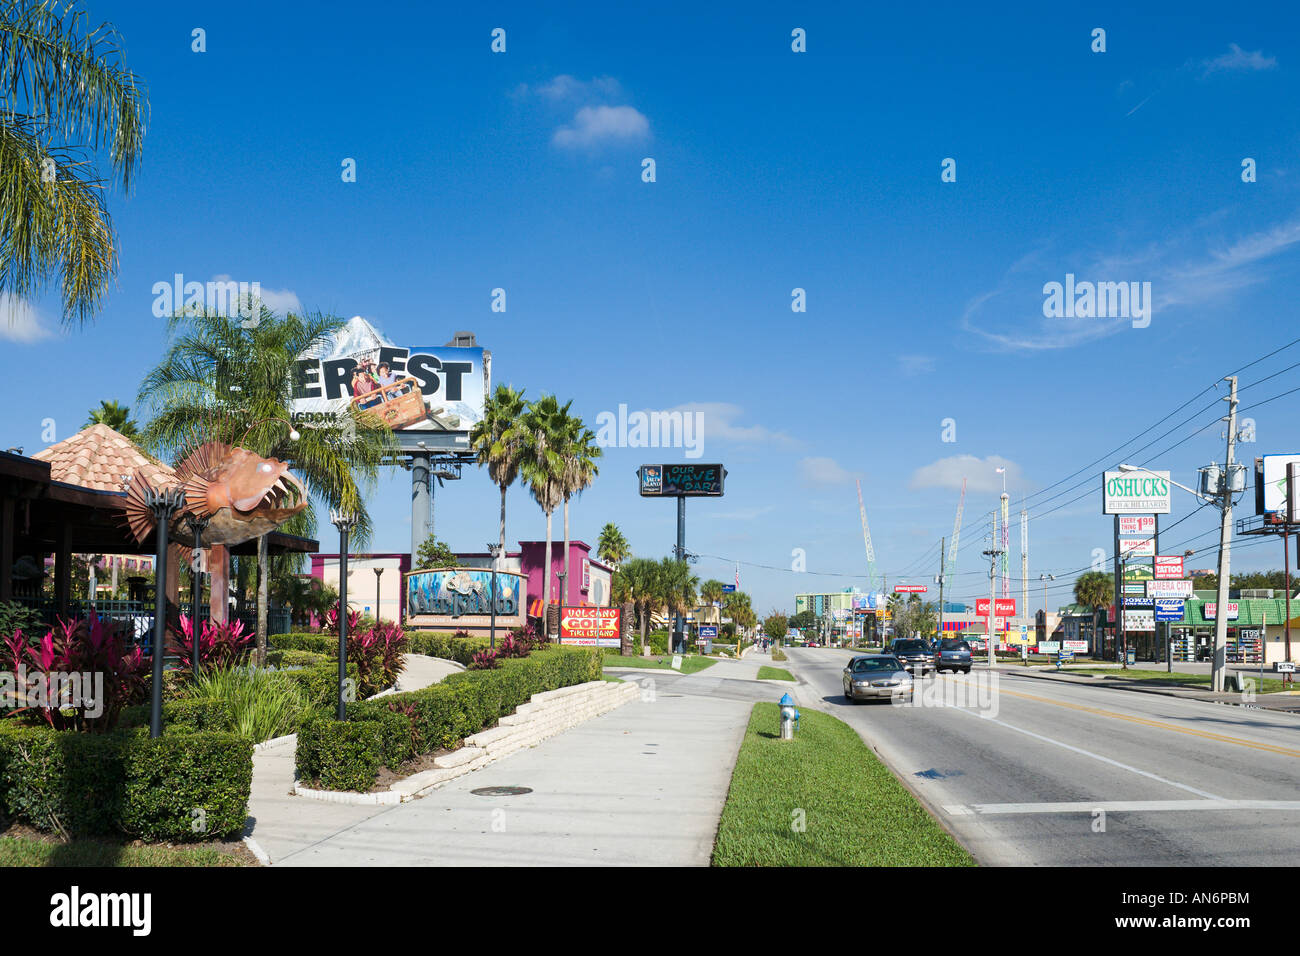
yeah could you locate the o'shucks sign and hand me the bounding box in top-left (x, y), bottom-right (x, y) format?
top-left (1103, 471), bottom-right (1171, 514)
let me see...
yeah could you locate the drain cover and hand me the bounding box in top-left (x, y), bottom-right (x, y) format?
top-left (471, 786), bottom-right (533, 796)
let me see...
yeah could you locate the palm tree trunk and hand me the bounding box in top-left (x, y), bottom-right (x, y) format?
top-left (256, 533), bottom-right (269, 667)
top-left (543, 509), bottom-right (554, 637)
top-left (640, 603), bottom-right (648, 654)
top-left (498, 483), bottom-right (507, 556)
top-left (562, 497), bottom-right (571, 606)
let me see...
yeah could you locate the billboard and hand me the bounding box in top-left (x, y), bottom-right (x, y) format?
top-left (291, 317), bottom-right (489, 449)
top-left (559, 607), bottom-right (621, 647)
top-left (1119, 516), bottom-right (1156, 535)
top-left (639, 463), bottom-right (726, 496)
top-left (1153, 555), bottom-right (1184, 579)
top-left (894, 584), bottom-right (928, 593)
top-left (1259, 455), bottom-right (1300, 516)
top-left (1103, 471), bottom-right (1171, 514)
top-left (405, 567), bottom-right (526, 631)
top-left (1119, 537), bottom-right (1156, 557)
top-left (1123, 609), bottom-right (1155, 631)
top-left (1146, 579), bottom-right (1193, 598)
top-left (1154, 598), bottom-right (1185, 621)
top-left (976, 598), bottom-right (1016, 617)
top-left (1204, 602), bottom-right (1240, 621)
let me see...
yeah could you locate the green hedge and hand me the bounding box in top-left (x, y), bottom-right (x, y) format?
top-left (282, 660), bottom-right (358, 711)
top-left (0, 722), bottom-right (252, 841)
top-left (296, 647), bottom-right (601, 791)
top-left (273, 630), bottom-right (489, 666)
top-left (119, 698), bottom-right (235, 733)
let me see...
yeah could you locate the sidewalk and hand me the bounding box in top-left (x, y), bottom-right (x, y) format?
top-left (263, 692), bottom-right (752, 866)
top-left (996, 663), bottom-right (1300, 713)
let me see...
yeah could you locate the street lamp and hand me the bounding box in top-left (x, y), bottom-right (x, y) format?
top-left (144, 484), bottom-right (187, 739)
top-left (329, 509), bottom-right (359, 719)
top-left (487, 543), bottom-right (502, 650)
top-left (1118, 462), bottom-right (1247, 690)
top-left (373, 567), bottom-right (384, 624)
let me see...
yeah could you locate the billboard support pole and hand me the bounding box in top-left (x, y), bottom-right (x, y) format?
top-left (411, 453), bottom-right (430, 565)
top-left (674, 495), bottom-right (685, 653)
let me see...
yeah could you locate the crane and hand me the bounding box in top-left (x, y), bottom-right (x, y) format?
top-left (945, 477), bottom-right (966, 586)
top-left (856, 478), bottom-right (876, 592)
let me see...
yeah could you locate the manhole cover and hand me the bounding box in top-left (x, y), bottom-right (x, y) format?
top-left (471, 786), bottom-right (533, 796)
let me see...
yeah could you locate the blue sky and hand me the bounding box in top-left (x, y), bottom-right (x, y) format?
top-left (4, 1), bottom-right (1300, 615)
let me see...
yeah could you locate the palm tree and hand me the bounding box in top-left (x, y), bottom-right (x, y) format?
top-left (657, 557), bottom-right (699, 651)
top-left (1074, 570), bottom-right (1113, 660)
top-left (558, 416), bottom-right (601, 604)
top-left (597, 523), bottom-right (630, 570)
top-left (469, 384), bottom-right (527, 558)
top-left (700, 579), bottom-right (726, 606)
top-left (611, 557), bottom-right (661, 654)
top-left (84, 399), bottom-right (140, 441)
top-left (0, 1), bottom-right (147, 327)
top-left (137, 306), bottom-right (396, 662)
top-left (518, 394), bottom-right (569, 624)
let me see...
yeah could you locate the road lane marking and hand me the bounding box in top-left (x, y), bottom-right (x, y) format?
top-left (944, 799), bottom-right (1300, 816)
top-left (946, 706), bottom-right (1222, 799)
top-left (942, 673), bottom-right (1300, 759)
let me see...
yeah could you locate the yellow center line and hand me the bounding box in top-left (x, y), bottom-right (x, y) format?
top-left (937, 675), bottom-right (1300, 759)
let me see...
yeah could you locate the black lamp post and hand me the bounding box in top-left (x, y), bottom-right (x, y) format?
top-left (145, 485), bottom-right (187, 739)
top-left (330, 509), bottom-right (358, 719)
top-left (374, 567), bottom-right (384, 624)
top-left (183, 512), bottom-right (210, 677)
top-left (487, 543), bottom-right (502, 650)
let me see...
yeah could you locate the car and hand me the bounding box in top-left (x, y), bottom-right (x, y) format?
top-left (934, 637), bottom-right (973, 673)
top-left (890, 638), bottom-right (935, 675)
top-left (806, 640), bottom-right (819, 648)
top-left (843, 654), bottom-right (915, 703)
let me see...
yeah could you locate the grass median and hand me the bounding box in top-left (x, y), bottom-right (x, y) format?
top-left (757, 666), bottom-right (795, 681)
top-left (1069, 667), bottom-right (1290, 694)
top-left (602, 654), bottom-right (716, 674)
top-left (0, 833), bottom-right (252, 867)
top-left (712, 703), bottom-right (975, 867)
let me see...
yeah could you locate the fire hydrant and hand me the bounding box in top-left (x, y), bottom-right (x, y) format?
top-left (779, 692), bottom-right (800, 740)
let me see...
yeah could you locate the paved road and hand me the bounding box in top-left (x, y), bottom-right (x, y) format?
top-left (784, 647), bottom-right (1300, 866)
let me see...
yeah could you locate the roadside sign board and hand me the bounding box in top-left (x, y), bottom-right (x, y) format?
top-left (1153, 556), bottom-right (1184, 579)
top-left (698, 624), bottom-right (718, 639)
top-left (1038, 641), bottom-right (1061, 653)
top-left (638, 463), bottom-right (726, 497)
top-left (1147, 579), bottom-right (1193, 598)
top-left (559, 607), bottom-right (622, 647)
top-left (975, 598), bottom-right (1016, 617)
top-left (1153, 598), bottom-right (1185, 621)
top-left (1123, 596), bottom-right (1153, 607)
top-left (1124, 582), bottom-right (1146, 595)
top-left (894, 584), bottom-right (927, 593)
top-left (1123, 609), bottom-right (1155, 631)
top-left (1204, 602), bottom-right (1240, 621)
top-left (1260, 455), bottom-right (1300, 515)
top-left (1064, 639), bottom-right (1089, 652)
top-left (1104, 471), bottom-right (1172, 514)
top-left (1275, 662), bottom-right (1298, 673)
top-left (1119, 516), bottom-right (1157, 535)
top-left (721, 584), bottom-right (736, 592)
top-left (1119, 537), bottom-right (1156, 557)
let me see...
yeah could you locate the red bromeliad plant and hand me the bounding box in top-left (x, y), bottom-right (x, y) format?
top-left (325, 604), bottom-right (361, 634)
top-left (470, 647), bottom-right (499, 670)
top-left (347, 622), bottom-right (408, 697)
top-left (170, 616), bottom-right (254, 672)
top-left (1, 615), bottom-right (149, 732)
top-left (496, 633), bottom-right (528, 659)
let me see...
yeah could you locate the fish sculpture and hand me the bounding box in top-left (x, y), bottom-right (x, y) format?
top-left (123, 442), bottom-right (307, 547)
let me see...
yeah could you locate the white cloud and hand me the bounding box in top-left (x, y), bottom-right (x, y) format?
top-left (552, 105), bottom-right (650, 150)
top-left (520, 75), bottom-right (623, 102)
top-left (1203, 43), bottom-right (1277, 75)
top-left (669, 402), bottom-right (801, 448)
top-left (909, 455), bottom-right (1025, 494)
top-left (210, 274), bottom-right (301, 316)
top-left (799, 456), bottom-right (858, 486)
top-left (0, 294), bottom-right (54, 343)
top-left (899, 354), bottom-right (936, 376)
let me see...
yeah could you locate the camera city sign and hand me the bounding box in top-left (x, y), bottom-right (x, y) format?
top-left (1103, 470), bottom-right (1171, 514)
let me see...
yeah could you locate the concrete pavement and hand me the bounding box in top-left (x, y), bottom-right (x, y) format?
top-left (783, 646), bottom-right (1300, 866)
top-left (246, 653), bottom-right (772, 865)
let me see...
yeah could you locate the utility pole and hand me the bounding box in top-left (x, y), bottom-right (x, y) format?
top-left (983, 540), bottom-right (1004, 668)
top-left (1211, 376), bottom-right (1239, 693)
top-left (937, 536), bottom-right (945, 639)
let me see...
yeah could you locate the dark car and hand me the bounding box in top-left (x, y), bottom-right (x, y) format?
top-left (891, 639), bottom-right (935, 676)
top-left (934, 637), bottom-right (973, 674)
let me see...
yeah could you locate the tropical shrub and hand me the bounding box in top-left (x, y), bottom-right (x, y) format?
top-left (470, 647), bottom-right (499, 670)
top-left (1, 615), bottom-right (148, 732)
top-left (172, 616), bottom-right (253, 672)
top-left (348, 622), bottom-right (408, 697)
top-left (185, 667), bottom-right (311, 743)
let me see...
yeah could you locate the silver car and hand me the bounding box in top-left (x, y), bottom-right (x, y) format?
top-left (843, 654), bottom-right (915, 703)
